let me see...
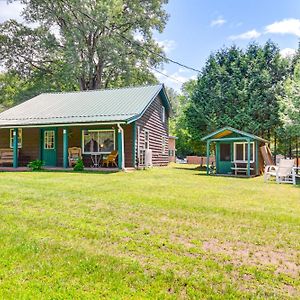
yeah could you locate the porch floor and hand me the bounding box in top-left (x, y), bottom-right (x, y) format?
top-left (0, 167), bottom-right (119, 172)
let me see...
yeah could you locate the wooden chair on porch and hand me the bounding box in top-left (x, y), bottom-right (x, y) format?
top-left (102, 150), bottom-right (118, 168)
top-left (0, 148), bottom-right (18, 166)
top-left (68, 147), bottom-right (82, 167)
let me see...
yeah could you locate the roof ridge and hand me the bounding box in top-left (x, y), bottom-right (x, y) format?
top-left (42, 83), bottom-right (163, 95)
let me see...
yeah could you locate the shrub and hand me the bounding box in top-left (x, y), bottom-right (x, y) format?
top-left (73, 159), bottom-right (84, 171)
top-left (28, 160), bottom-right (44, 171)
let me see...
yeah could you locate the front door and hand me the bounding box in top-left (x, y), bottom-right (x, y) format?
top-left (41, 128), bottom-right (57, 166)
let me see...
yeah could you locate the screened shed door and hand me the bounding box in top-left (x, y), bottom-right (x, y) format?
top-left (218, 143), bottom-right (232, 174)
top-left (41, 128), bottom-right (57, 166)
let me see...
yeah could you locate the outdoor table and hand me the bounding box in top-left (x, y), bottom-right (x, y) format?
top-left (90, 153), bottom-right (102, 168)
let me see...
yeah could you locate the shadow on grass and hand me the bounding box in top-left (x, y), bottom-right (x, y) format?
top-left (173, 165), bottom-right (205, 172)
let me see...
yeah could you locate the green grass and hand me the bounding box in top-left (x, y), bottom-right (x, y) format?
top-left (0, 164), bottom-right (299, 299)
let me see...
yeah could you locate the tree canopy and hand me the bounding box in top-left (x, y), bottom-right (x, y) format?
top-left (1, 0), bottom-right (168, 91)
top-left (184, 41), bottom-right (290, 154)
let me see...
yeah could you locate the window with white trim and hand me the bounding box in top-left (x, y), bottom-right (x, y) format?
top-left (161, 106), bottom-right (166, 123)
top-left (82, 130), bottom-right (115, 154)
top-left (144, 130), bottom-right (150, 149)
top-left (44, 130), bottom-right (55, 149)
top-left (10, 129), bottom-right (22, 148)
top-left (233, 142), bottom-right (254, 162)
top-left (162, 136), bottom-right (167, 154)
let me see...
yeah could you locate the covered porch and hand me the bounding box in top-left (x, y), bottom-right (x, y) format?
top-left (201, 127), bottom-right (268, 177)
top-left (0, 122), bottom-right (137, 170)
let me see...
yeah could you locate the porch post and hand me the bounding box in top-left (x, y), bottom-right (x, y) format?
top-left (63, 128), bottom-right (68, 168)
top-left (247, 139), bottom-right (251, 176)
top-left (117, 124), bottom-right (124, 170)
top-left (206, 140), bottom-right (210, 175)
top-left (13, 128), bottom-right (18, 168)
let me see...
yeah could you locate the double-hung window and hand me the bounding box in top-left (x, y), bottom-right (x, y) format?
top-left (233, 142), bottom-right (254, 162)
top-left (10, 129), bottom-right (22, 148)
top-left (162, 136), bottom-right (167, 154)
top-left (82, 130), bottom-right (115, 154)
top-left (161, 106), bottom-right (166, 123)
top-left (144, 130), bottom-right (150, 149)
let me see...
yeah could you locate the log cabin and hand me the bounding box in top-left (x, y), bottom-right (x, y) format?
top-left (0, 84), bottom-right (172, 170)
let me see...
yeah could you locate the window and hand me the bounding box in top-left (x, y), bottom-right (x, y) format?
top-left (220, 143), bottom-right (231, 161)
top-left (10, 129), bottom-right (22, 148)
top-left (144, 130), bottom-right (150, 149)
top-left (44, 130), bottom-right (55, 149)
top-left (169, 149), bottom-right (175, 157)
top-left (82, 130), bottom-right (115, 154)
top-left (162, 136), bottom-right (167, 154)
top-left (161, 106), bottom-right (166, 123)
top-left (234, 142), bottom-right (254, 162)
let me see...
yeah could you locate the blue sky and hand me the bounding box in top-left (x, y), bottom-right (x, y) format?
top-left (1, 0), bottom-right (300, 91)
top-left (153, 0), bottom-right (300, 90)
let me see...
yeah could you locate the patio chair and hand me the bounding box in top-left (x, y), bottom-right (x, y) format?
top-left (102, 150), bottom-right (118, 168)
top-left (264, 159), bottom-right (295, 184)
top-left (68, 147), bottom-right (82, 167)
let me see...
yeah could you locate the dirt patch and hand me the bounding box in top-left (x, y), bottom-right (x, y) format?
top-left (202, 239), bottom-right (300, 278)
top-left (170, 234), bottom-right (195, 249)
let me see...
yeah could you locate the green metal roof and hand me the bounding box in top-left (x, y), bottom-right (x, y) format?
top-left (201, 126), bottom-right (269, 143)
top-left (0, 84), bottom-right (170, 127)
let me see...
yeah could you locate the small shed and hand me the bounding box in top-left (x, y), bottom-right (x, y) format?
top-left (168, 136), bottom-right (177, 162)
top-left (201, 127), bottom-right (269, 177)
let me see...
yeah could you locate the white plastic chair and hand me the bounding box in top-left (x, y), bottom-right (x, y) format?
top-left (264, 159), bottom-right (295, 184)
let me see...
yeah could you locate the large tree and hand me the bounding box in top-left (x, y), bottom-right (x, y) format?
top-left (185, 41), bottom-right (289, 150)
top-left (278, 61), bottom-right (300, 159)
top-left (1, 0), bottom-right (168, 90)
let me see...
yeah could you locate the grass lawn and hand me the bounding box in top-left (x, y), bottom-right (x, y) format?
top-left (0, 164), bottom-right (299, 299)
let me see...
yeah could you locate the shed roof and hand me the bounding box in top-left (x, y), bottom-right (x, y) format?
top-left (201, 127), bottom-right (268, 143)
top-left (0, 84), bottom-right (170, 127)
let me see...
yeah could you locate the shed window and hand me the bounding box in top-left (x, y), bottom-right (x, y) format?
top-left (220, 144), bottom-right (231, 161)
top-left (10, 129), bottom-right (22, 148)
top-left (234, 142), bottom-right (254, 162)
top-left (82, 130), bottom-right (115, 154)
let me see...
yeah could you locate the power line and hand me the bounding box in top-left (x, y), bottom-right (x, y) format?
top-left (70, 6), bottom-right (201, 73)
top-left (148, 66), bottom-right (185, 84)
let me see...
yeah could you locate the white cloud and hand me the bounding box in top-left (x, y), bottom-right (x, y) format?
top-left (210, 17), bottom-right (227, 27)
top-left (157, 39), bottom-right (176, 54)
top-left (0, 1), bottom-right (24, 23)
top-left (265, 18), bottom-right (300, 37)
top-left (280, 48), bottom-right (297, 58)
top-left (229, 29), bottom-right (261, 40)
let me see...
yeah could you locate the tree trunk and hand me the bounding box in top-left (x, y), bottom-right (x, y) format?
top-left (296, 137), bottom-right (299, 173)
top-left (289, 137), bottom-right (292, 159)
